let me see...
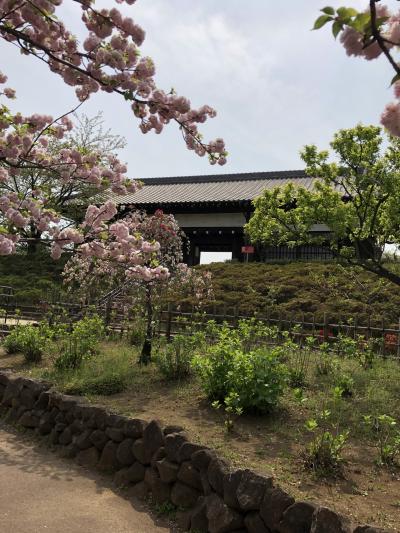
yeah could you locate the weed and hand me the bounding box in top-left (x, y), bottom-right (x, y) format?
top-left (363, 414), bottom-right (400, 466)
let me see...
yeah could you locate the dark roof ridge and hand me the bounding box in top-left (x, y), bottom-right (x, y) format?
top-left (140, 169), bottom-right (307, 186)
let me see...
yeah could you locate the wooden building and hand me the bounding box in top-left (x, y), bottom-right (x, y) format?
top-left (109, 170), bottom-right (333, 265)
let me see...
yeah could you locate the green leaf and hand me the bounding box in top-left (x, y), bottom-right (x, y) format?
top-left (321, 6), bottom-right (335, 15)
top-left (313, 14), bottom-right (333, 30)
top-left (332, 20), bottom-right (343, 39)
top-left (337, 7), bottom-right (358, 19)
top-left (351, 12), bottom-right (370, 32)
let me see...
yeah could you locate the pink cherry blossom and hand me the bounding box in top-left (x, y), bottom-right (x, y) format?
top-left (381, 102), bottom-right (400, 136)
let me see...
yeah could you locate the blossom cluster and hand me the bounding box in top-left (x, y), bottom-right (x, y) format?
top-left (0, 0), bottom-right (226, 164)
top-left (62, 209), bottom-right (187, 300)
top-left (62, 209), bottom-right (213, 314)
top-left (0, 0), bottom-right (226, 283)
top-left (320, 2), bottom-right (400, 138)
top-left (0, 70), bottom-right (139, 256)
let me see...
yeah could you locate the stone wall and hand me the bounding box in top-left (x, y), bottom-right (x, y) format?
top-left (0, 370), bottom-right (391, 533)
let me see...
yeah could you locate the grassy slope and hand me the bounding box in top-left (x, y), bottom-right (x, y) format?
top-left (1, 253), bottom-right (400, 324)
top-left (196, 262), bottom-right (400, 326)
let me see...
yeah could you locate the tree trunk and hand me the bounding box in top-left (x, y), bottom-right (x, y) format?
top-left (26, 227), bottom-right (42, 255)
top-left (139, 285), bottom-right (153, 365)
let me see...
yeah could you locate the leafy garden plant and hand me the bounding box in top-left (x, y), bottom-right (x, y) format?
top-left (54, 314), bottom-right (105, 370)
top-left (192, 321), bottom-right (287, 414)
top-left (156, 332), bottom-right (205, 380)
top-left (304, 408), bottom-right (349, 477)
top-left (3, 324), bottom-right (50, 363)
top-left (363, 414), bottom-right (400, 466)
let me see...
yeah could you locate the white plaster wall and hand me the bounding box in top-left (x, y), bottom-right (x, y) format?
top-left (175, 212), bottom-right (246, 228)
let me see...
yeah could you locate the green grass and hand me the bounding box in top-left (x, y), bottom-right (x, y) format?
top-left (28, 341), bottom-right (139, 396)
top-left (191, 261), bottom-right (400, 325)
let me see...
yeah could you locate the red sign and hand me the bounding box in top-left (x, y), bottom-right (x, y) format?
top-left (241, 246), bottom-right (254, 254)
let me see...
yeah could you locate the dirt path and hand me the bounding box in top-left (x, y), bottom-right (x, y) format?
top-left (0, 425), bottom-right (173, 533)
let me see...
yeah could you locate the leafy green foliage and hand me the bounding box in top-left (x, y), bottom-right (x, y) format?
top-left (363, 414), bottom-right (400, 466)
top-left (304, 407), bottom-right (349, 476)
top-left (54, 314), bottom-right (105, 370)
top-left (4, 324), bottom-right (49, 362)
top-left (246, 125), bottom-right (400, 288)
top-left (192, 320), bottom-right (287, 414)
top-left (155, 333), bottom-right (203, 380)
top-left (313, 5), bottom-right (378, 41)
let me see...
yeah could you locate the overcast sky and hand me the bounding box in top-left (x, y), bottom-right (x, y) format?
top-left (1, 0), bottom-right (398, 179)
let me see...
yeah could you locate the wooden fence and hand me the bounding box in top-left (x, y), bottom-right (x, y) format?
top-left (1, 282), bottom-right (400, 358)
top-left (155, 305), bottom-right (400, 358)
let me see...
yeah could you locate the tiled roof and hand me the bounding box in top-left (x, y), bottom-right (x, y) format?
top-left (105, 170), bottom-right (316, 206)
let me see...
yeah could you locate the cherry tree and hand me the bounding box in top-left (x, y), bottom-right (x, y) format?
top-left (63, 209), bottom-right (213, 363)
top-left (314, 1), bottom-right (400, 137)
top-left (0, 0), bottom-right (226, 284)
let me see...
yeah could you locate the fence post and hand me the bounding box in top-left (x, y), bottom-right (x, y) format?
top-left (105, 297), bottom-right (112, 327)
top-left (233, 306), bottom-right (239, 328)
top-left (381, 317), bottom-right (385, 357)
top-left (166, 303), bottom-right (173, 343)
top-left (397, 317), bottom-right (400, 359)
top-left (323, 312), bottom-right (328, 343)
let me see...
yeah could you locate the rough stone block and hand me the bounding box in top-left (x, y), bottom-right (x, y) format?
top-left (192, 448), bottom-right (217, 472)
top-left (124, 418), bottom-right (147, 439)
top-left (207, 458), bottom-right (230, 496)
top-left (143, 420), bottom-right (164, 456)
top-left (236, 469), bottom-right (272, 511)
top-left (311, 506), bottom-right (352, 533)
top-left (206, 493), bottom-right (244, 533)
top-left (176, 442), bottom-right (205, 463)
top-left (97, 441), bottom-right (120, 472)
top-left (156, 458), bottom-right (179, 484)
top-left (278, 501), bottom-right (318, 533)
top-left (244, 511), bottom-right (270, 533)
top-left (74, 429), bottom-right (93, 450)
top-left (58, 427), bottom-right (73, 445)
top-left (223, 469), bottom-right (246, 509)
top-left (105, 427), bottom-right (125, 442)
top-left (18, 411), bottom-right (40, 428)
top-left (178, 461), bottom-right (203, 491)
top-left (260, 486), bottom-right (295, 530)
top-left (132, 438), bottom-right (151, 465)
top-left (89, 429), bottom-right (109, 450)
top-left (171, 481), bottom-right (201, 508)
top-left (116, 438), bottom-right (135, 466)
top-left (76, 446), bottom-right (100, 468)
top-left (165, 432), bottom-right (188, 462)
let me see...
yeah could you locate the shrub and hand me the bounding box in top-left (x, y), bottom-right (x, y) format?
top-left (54, 314), bottom-right (105, 370)
top-left (193, 322), bottom-right (287, 413)
top-left (287, 333), bottom-right (315, 388)
top-left (304, 409), bottom-right (349, 476)
top-left (363, 414), bottom-right (400, 466)
top-left (156, 334), bottom-right (196, 380)
top-left (335, 373), bottom-right (354, 398)
top-left (3, 327), bottom-right (24, 354)
top-left (3, 324), bottom-right (48, 362)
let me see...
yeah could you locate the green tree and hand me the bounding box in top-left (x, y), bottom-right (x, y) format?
top-left (245, 124), bottom-right (400, 286)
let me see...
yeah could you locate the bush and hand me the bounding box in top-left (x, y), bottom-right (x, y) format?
top-left (3, 324), bottom-right (48, 362)
top-left (156, 333), bottom-right (203, 380)
top-left (363, 414), bottom-right (400, 466)
top-left (3, 327), bottom-right (24, 354)
top-left (193, 322), bottom-right (287, 413)
top-left (304, 409), bottom-right (349, 476)
top-left (54, 314), bottom-right (105, 370)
